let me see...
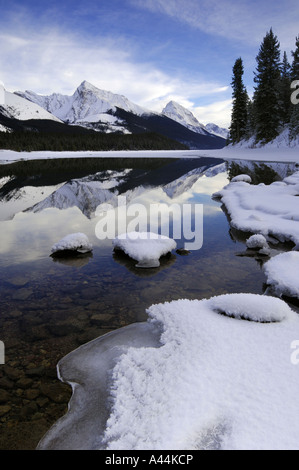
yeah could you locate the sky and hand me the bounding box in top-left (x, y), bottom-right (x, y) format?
top-left (0, 0), bottom-right (298, 128)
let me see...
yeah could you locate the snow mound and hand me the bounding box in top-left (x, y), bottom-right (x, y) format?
top-left (246, 234), bottom-right (269, 249)
top-left (112, 231), bottom-right (177, 268)
top-left (263, 251), bottom-right (299, 299)
top-left (37, 293), bottom-right (299, 450)
top-left (51, 232), bottom-right (93, 255)
top-left (231, 174), bottom-right (252, 183)
top-left (206, 293), bottom-right (290, 322)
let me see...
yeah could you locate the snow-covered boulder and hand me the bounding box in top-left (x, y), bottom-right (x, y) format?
top-left (112, 231), bottom-right (177, 268)
top-left (51, 232), bottom-right (93, 256)
top-left (231, 174), bottom-right (252, 183)
top-left (246, 234), bottom-right (270, 255)
top-left (246, 234), bottom-right (268, 249)
top-left (263, 251), bottom-right (299, 299)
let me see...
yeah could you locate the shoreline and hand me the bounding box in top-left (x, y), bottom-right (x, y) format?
top-left (1, 146), bottom-right (299, 165)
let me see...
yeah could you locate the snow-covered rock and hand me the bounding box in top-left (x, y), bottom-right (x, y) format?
top-left (245, 234), bottom-right (270, 255)
top-left (246, 234), bottom-right (269, 249)
top-left (231, 174), bottom-right (252, 183)
top-left (51, 232), bottom-right (92, 255)
top-left (112, 231), bottom-right (177, 267)
top-left (37, 293), bottom-right (299, 450)
top-left (263, 251), bottom-right (299, 299)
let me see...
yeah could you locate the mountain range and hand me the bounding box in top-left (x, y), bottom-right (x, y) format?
top-left (0, 80), bottom-right (228, 150)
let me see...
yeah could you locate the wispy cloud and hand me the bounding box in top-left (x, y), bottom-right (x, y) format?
top-left (0, 15), bottom-right (230, 118)
top-left (131, 0), bottom-right (299, 50)
top-left (0, 2), bottom-right (233, 126)
top-left (194, 99), bottom-right (232, 127)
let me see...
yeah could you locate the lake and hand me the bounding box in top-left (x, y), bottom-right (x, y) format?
top-left (0, 155), bottom-right (296, 449)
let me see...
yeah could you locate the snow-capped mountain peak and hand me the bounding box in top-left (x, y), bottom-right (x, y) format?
top-left (4, 80), bottom-right (227, 148)
top-left (162, 100), bottom-right (208, 135)
top-left (205, 123), bottom-right (229, 139)
top-left (16, 81), bottom-right (148, 125)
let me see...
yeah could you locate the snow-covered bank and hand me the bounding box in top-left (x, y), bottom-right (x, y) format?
top-left (37, 293), bottom-right (299, 450)
top-left (213, 171), bottom-right (299, 248)
top-left (263, 251), bottom-right (299, 299)
top-left (202, 145), bottom-right (299, 163)
top-left (1, 145), bottom-right (299, 164)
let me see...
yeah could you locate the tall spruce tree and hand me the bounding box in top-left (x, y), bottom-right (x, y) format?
top-left (253, 28), bottom-right (282, 143)
top-left (279, 51), bottom-right (292, 125)
top-left (230, 57), bottom-right (248, 143)
top-left (291, 35), bottom-right (299, 80)
top-left (289, 35), bottom-right (299, 141)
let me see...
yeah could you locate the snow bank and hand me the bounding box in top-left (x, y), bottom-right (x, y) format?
top-left (51, 232), bottom-right (92, 255)
top-left (213, 171), bottom-right (299, 248)
top-left (1, 145), bottom-right (299, 165)
top-left (113, 231), bottom-right (177, 267)
top-left (37, 293), bottom-right (299, 450)
top-left (103, 294), bottom-right (299, 450)
top-left (263, 252), bottom-right (299, 299)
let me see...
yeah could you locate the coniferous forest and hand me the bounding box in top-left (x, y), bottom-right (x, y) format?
top-left (0, 127), bottom-right (188, 152)
top-left (229, 29), bottom-right (299, 145)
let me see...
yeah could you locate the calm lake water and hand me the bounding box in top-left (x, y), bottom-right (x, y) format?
top-left (0, 155), bottom-right (296, 449)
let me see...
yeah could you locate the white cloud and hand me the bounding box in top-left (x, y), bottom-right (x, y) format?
top-left (0, 19), bottom-right (230, 126)
top-left (132, 0), bottom-right (299, 50)
top-left (193, 99), bottom-right (232, 128)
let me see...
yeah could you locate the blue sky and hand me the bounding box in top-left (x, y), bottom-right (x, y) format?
top-left (0, 0), bottom-right (298, 127)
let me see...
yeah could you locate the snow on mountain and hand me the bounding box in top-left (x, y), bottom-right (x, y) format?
top-left (9, 81), bottom-right (226, 148)
top-left (162, 101), bottom-right (208, 135)
top-left (15, 81), bottom-right (149, 129)
top-left (0, 83), bottom-right (62, 123)
top-left (205, 123), bottom-right (229, 139)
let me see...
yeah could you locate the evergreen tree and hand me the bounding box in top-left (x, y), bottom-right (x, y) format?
top-left (253, 28), bottom-right (282, 143)
top-left (279, 51), bottom-right (292, 125)
top-left (289, 35), bottom-right (299, 142)
top-left (244, 98), bottom-right (257, 140)
top-left (230, 57), bottom-right (248, 143)
top-left (291, 35), bottom-right (299, 80)
top-left (289, 104), bottom-right (299, 142)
